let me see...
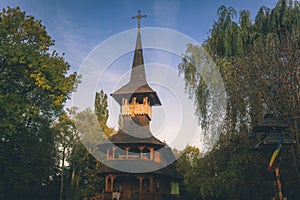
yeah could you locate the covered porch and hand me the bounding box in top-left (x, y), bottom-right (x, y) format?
top-left (100, 174), bottom-right (173, 200)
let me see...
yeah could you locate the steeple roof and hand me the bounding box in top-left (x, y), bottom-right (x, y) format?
top-left (111, 12), bottom-right (161, 106)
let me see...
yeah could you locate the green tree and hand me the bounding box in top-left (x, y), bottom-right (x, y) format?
top-left (95, 90), bottom-right (109, 123)
top-left (95, 90), bottom-right (115, 137)
top-left (0, 7), bottom-right (76, 199)
top-left (59, 91), bottom-right (113, 199)
top-left (52, 109), bottom-right (77, 200)
top-left (176, 146), bottom-right (202, 200)
top-left (179, 0), bottom-right (300, 199)
top-left (66, 108), bottom-right (107, 199)
top-left (192, 134), bottom-right (273, 200)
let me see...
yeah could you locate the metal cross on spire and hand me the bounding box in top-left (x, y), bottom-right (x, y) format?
top-left (132, 10), bottom-right (147, 32)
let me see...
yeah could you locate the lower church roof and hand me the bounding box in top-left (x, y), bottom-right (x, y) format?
top-left (97, 159), bottom-right (182, 180)
top-left (99, 128), bottom-right (165, 148)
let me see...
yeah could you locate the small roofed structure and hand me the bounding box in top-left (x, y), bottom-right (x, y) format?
top-left (253, 114), bottom-right (295, 149)
top-left (253, 115), bottom-right (296, 200)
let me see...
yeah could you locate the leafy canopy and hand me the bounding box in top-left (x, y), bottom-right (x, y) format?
top-left (0, 7), bottom-right (77, 199)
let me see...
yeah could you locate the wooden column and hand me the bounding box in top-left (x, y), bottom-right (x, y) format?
top-left (106, 148), bottom-right (110, 160)
top-left (154, 151), bottom-right (161, 163)
top-left (275, 164), bottom-right (283, 200)
top-left (105, 175), bottom-right (109, 192)
top-left (125, 147), bottom-right (130, 159)
top-left (149, 147), bottom-right (154, 160)
top-left (138, 176), bottom-right (143, 200)
top-left (112, 146), bottom-right (117, 160)
top-left (110, 175), bottom-right (115, 192)
top-left (149, 176), bottom-right (153, 200)
top-left (139, 146), bottom-right (144, 159)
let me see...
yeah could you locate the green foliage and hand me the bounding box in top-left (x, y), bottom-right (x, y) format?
top-left (65, 107), bottom-right (111, 199)
top-left (52, 109), bottom-right (77, 200)
top-left (67, 141), bottom-right (104, 200)
top-left (95, 90), bottom-right (109, 122)
top-left (178, 136), bottom-right (277, 199)
top-left (178, 0), bottom-right (300, 199)
top-left (58, 98), bottom-right (114, 199)
top-left (180, 0), bottom-right (300, 150)
top-left (95, 90), bottom-right (115, 138)
top-left (176, 146), bottom-right (202, 200)
top-left (52, 107), bottom-right (108, 199)
top-left (0, 7), bottom-right (76, 199)
top-left (75, 108), bottom-right (108, 153)
top-left (53, 90), bottom-right (114, 199)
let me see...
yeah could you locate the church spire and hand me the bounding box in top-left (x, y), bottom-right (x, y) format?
top-left (130, 10), bottom-right (147, 85)
top-left (111, 10), bottom-right (161, 107)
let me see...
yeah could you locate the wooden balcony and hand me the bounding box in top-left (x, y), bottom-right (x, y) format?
top-left (106, 147), bottom-right (160, 163)
top-left (121, 97), bottom-right (152, 119)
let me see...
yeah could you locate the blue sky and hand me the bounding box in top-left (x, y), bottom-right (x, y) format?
top-left (1, 0), bottom-right (280, 150)
top-left (1, 0), bottom-right (279, 72)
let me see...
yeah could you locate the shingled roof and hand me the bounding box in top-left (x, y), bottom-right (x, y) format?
top-left (110, 129), bottom-right (164, 145)
top-left (98, 128), bottom-right (165, 150)
top-left (253, 114), bottom-right (288, 132)
top-left (111, 30), bottom-right (161, 106)
top-left (97, 159), bottom-right (182, 179)
top-left (96, 146), bottom-right (182, 178)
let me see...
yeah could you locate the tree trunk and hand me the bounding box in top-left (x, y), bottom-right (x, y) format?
top-left (59, 145), bottom-right (66, 200)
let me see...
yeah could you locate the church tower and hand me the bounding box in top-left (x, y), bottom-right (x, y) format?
top-left (97, 10), bottom-right (181, 200)
top-left (111, 10), bottom-right (161, 137)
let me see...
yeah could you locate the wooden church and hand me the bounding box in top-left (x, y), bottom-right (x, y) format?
top-left (96, 10), bottom-right (181, 200)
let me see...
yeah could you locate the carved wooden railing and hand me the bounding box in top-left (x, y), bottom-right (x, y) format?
top-left (121, 97), bottom-right (152, 119)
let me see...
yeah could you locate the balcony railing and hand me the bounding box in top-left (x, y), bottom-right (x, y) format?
top-left (121, 97), bottom-right (152, 119)
top-left (106, 148), bottom-right (160, 163)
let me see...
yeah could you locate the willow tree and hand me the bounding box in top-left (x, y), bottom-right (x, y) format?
top-left (179, 0), bottom-right (300, 198)
top-left (180, 0), bottom-right (299, 149)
